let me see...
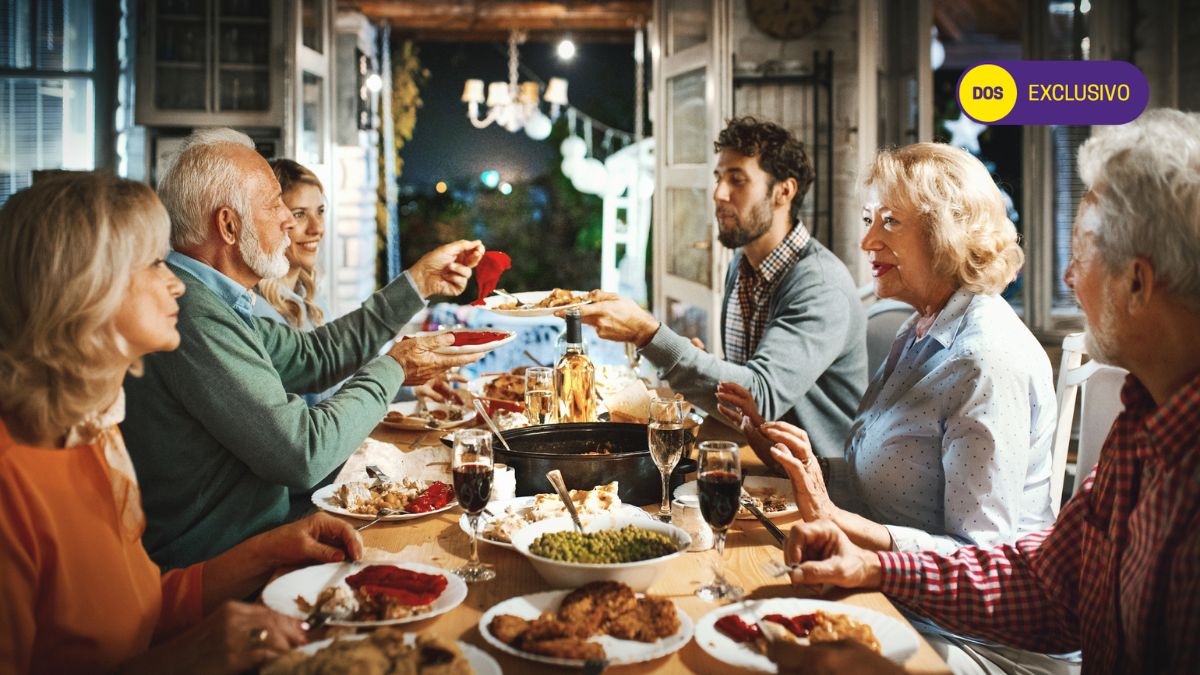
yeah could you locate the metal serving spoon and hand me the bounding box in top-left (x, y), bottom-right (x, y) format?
top-left (545, 469), bottom-right (585, 534)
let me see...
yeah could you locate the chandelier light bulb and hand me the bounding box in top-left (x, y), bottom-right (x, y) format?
top-left (365, 73), bottom-right (383, 93)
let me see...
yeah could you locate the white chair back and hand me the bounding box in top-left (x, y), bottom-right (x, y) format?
top-left (1049, 332), bottom-right (1128, 514)
top-left (865, 299), bottom-right (914, 376)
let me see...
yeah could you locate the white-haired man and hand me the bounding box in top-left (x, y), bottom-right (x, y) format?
top-left (771, 110), bottom-right (1200, 674)
top-left (122, 128), bottom-right (485, 568)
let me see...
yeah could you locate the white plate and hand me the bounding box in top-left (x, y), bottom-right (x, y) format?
top-left (479, 589), bottom-right (694, 667)
top-left (262, 561), bottom-right (467, 628)
top-left (480, 290), bottom-right (592, 317)
top-left (459, 496), bottom-right (654, 550)
top-left (695, 597), bottom-right (920, 672)
top-left (407, 329), bottom-right (517, 355)
top-left (674, 475), bottom-right (798, 520)
top-left (380, 402), bottom-right (477, 431)
top-left (310, 482), bottom-right (458, 522)
top-left (295, 633), bottom-right (501, 675)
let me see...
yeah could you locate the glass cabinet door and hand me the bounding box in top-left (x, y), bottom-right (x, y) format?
top-left (215, 0), bottom-right (271, 112)
top-left (153, 0), bottom-right (208, 111)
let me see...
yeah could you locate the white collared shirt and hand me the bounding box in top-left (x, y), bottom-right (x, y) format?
top-left (832, 289), bottom-right (1057, 554)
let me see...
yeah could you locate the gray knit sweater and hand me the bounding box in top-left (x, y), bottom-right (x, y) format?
top-left (640, 240), bottom-right (867, 458)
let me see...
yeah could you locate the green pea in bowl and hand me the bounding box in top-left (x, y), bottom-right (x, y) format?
top-left (509, 514), bottom-right (692, 592)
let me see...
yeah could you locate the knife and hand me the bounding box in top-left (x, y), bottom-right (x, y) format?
top-left (741, 492), bottom-right (786, 547)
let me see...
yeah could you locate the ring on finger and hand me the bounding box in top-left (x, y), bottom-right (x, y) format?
top-left (248, 627), bottom-right (270, 648)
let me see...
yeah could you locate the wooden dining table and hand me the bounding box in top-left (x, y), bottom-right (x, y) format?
top-left (328, 417), bottom-right (951, 674)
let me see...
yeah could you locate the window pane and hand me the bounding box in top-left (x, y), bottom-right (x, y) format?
top-left (666, 297), bottom-right (708, 342)
top-left (666, 187), bottom-right (711, 286)
top-left (667, 69), bottom-right (706, 165)
top-left (0, 78), bottom-right (95, 206)
top-left (37, 0), bottom-right (94, 71)
top-left (300, 72), bottom-right (324, 165)
top-left (302, 0), bottom-right (323, 53)
top-left (667, 0), bottom-right (708, 55)
top-left (0, 0), bottom-right (33, 68)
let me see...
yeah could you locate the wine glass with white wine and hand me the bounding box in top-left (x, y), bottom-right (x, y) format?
top-left (648, 398), bottom-right (689, 522)
top-left (523, 367), bottom-right (555, 425)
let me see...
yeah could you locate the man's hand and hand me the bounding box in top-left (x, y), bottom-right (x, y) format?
top-left (784, 519), bottom-right (882, 589)
top-left (408, 240), bottom-right (485, 299)
top-left (767, 639), bottom-right (904, 675)
top-left (387, 333), bottom-right (485, 385)
top-left (413, 371), bottom-right (467, 403)
top-left (571, 290), bottom-right (660, 347)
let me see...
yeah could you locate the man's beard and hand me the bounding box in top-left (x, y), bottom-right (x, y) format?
top-left (716, 196), bottom-right (774, 249)
top-left (239, 215), bottom-right (291, 280)
top-left (1083, 285), bottom-right (1121, 365)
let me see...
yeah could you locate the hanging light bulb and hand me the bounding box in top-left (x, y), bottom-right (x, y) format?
top-left (557, 38), bottom-right (576, 61)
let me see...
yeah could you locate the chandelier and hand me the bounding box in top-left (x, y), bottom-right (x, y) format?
top-left (461, 30), bottom-right (568, 141)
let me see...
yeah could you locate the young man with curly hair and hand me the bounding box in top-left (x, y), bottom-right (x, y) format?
top-left (578, 117), bottom-right (866, 459)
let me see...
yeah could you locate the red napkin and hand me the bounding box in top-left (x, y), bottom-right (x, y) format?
top-left (472, 251), bottom-right (511, 305)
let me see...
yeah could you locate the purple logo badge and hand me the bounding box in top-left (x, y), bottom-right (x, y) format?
top-left (957, 61), bottom-right (1148, 125)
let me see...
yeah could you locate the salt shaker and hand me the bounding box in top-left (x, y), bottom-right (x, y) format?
top-left (671, 494), bottom-right (713, 551)
top-left (490, 463), bottom-right (517, 501)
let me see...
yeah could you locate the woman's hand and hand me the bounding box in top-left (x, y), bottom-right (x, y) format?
top-left (408, 240), bottom-right (485, 299)
top-left (202, 513), bottom-right (363, 611)
top-left (714, 382), bottom-right (776, 467)
top-left (130, 601), bottom-right (307, 674)
top-left (253, 512), bottom-right (364, 570)
top-left (761, 422), bottom-right (836, 521)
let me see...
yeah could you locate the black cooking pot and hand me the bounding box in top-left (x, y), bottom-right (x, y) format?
top-left (444, 423), bottom-right (696, 506)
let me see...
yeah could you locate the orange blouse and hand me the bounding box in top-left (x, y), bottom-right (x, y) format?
top-left (0, 420), bottom-right (204, 674)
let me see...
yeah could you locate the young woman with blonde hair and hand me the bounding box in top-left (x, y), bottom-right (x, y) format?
top-left (255, 159), bottom-right (459, 406)
top-left (0, 173), bottom-right (363, 673)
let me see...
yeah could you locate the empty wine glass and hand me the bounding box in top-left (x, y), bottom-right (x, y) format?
top-left (648, 398), bottom-right (688, 522)
top-left (695, 440), bottom-right (744, 602)
top-left (524, 366), bottom-right (555, 425)
top-left (453, 429), bottom-right (495, 582)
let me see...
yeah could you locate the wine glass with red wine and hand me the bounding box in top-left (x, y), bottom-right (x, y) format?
top-left (695, 440), bottom-right (744, 601)
top-left (453, 429), bottom-right (495, 582)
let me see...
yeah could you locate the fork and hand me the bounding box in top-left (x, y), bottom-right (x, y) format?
top-left (355, 507), bottom-right (401, 532)
top-left (760, 558), bottom-right (802, 579)
top-left (493, 288), bottom-right (533, 309)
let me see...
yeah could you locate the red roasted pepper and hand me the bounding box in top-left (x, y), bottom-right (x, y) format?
top-left (345, 565), bottom-right (448, 607)
top-left (714, 614), bottom-right (761, 643)
top-left (407, 481), bottom-right (454, 513)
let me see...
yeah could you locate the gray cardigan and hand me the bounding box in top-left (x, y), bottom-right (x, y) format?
top-left (640, 239), bottom-right (867, 458)
top-left (122, 264), bottom-right (423, 568)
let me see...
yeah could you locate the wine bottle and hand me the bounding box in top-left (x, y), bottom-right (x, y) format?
top-left (554, 308), bottom-right (596, 423)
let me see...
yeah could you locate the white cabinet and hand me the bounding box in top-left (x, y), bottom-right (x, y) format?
top-left (136, 0), bottom-right (285, 127)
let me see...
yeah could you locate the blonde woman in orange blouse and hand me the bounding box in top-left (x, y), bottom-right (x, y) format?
top-left (0, 173), bottom-right (363, 673)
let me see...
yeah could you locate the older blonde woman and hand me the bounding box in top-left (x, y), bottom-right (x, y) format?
top-left (719, 143), bottom-right (1056, 555)
top-left (720, 143), bottom-right (1066, 673)
top-left (0, 173), bottom-right (363, 673)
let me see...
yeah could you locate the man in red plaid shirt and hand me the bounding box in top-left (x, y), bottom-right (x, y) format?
top-left (775, 109), bottom-right (1200, 674)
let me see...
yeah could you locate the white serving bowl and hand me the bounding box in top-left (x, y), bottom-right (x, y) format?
top-left (509, 514), bottom-right (691, 592)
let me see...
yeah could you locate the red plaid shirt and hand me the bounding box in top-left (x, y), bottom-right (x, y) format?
top-left (878, 371), bottom-right (1200, 674)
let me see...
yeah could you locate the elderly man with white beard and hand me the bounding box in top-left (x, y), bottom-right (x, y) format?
top-left (767, 110), bottom-right (1200, 675)
top-left (122, 128), bottom-right (486, 569)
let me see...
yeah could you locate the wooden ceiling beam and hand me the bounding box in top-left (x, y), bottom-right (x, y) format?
top-left (353, 1), bottom-right (650, 34)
